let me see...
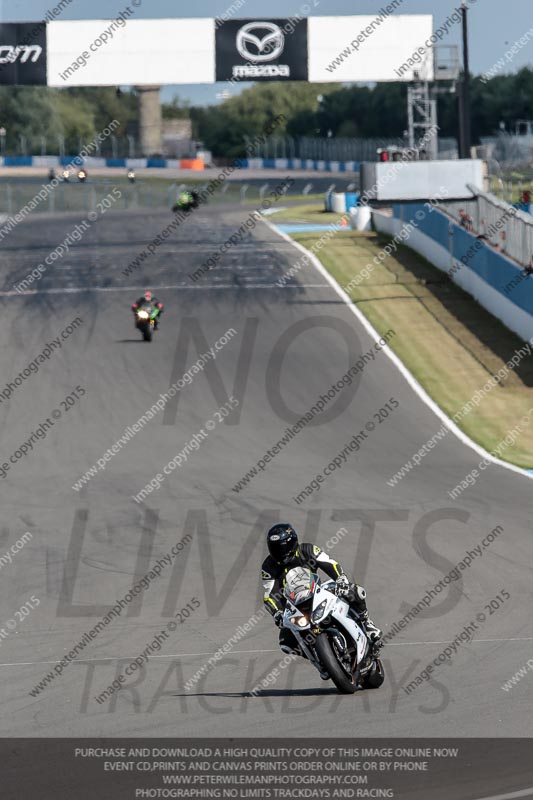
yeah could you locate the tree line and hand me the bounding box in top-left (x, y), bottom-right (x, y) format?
top-left (0, 68), bottom-right (531, 157)
top-left (192, 69), bottom-right (533, 157)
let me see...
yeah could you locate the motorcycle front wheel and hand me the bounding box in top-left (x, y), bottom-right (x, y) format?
top-left (362, 658), bottom-right (385, 689)
top-left (314, 633), bottom-right (356, 694)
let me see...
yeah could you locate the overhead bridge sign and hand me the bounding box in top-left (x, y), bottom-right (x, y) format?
top-left (0, 23), bottom-right (47, 84)
top-left (1, 16), bottom-right (433, 86)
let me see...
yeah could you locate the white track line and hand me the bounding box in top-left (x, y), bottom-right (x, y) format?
top-left (0, 649), bottom-right (278, 669)
top-left (385, 637), bottom-right (533, 645)
top-left (0, 283), bottom-right (329, 297)
top-left (473, 789), bottom-right (533, 800)
top-left (263, 218), bottom-right (533, 485)
top-left (2, 636), bottom-right (532, 669)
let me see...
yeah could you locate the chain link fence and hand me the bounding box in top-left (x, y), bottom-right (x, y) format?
top-left (249, 135), bottom-right (459, 162)
top-left (0, 180), bottom-right (176, 215)
top-left (437, 185), bottom-right (533, 267)
top-left (0, 176), bottom-right (353, 218)
top-left (480, 133), bottom-right (533, 169)
top-left (1, 135), bottom-right (142, 159)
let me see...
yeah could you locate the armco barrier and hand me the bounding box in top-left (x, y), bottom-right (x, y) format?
top-left (373, 202), bottom-right (533, 341)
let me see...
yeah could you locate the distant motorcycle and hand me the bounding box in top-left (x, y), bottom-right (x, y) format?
top-left (77, 169), bottom-right (87, 183)
top-left (281, 567), bottom-right (385, 694)
top-left (127, 169), bottom-right (135, 184)
top-left (172, 189), bottom-right (199, 213)
top-left (135, 304), bottom-right (159, 342)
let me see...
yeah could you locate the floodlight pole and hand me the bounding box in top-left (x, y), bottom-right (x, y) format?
top-left (459, 0), bottom-right (472, 158)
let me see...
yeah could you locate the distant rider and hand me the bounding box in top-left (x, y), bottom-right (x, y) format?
top-left (261, 523), bottom-right (382, 673)
top-left (132, 290), bottom-right (164, 329)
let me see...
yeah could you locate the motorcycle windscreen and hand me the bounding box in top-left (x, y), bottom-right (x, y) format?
top-left (284, 568), bottom-right (319, 605)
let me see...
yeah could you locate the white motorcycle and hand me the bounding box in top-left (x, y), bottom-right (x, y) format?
top-left (282, 567), bottom-right (385, 694)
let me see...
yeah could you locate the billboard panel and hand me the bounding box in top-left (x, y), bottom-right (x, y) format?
top-left (0, 23), bottom-right (47, 85)
top-left (215, 18), bottom-right (308, 81)
top-left (47, 19), bottom-right (215, 86)
top-left (308, 15), bottom-right (434, 82)
top-left (361, 160), bottom-right (484, 201)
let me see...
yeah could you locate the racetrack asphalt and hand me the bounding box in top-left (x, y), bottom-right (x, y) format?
top-left (0, 201), bottom-right (532, 794)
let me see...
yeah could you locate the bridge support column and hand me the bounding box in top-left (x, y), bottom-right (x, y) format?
top-left (136, 85), bottom-right (162, 157)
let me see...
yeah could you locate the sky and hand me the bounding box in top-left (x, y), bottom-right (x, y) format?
top-left (2, 0), bottom-right (532, 105)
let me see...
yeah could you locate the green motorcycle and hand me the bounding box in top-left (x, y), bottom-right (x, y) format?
top-left (172, 189), bottom-right (200, 213)
top-left (135, 304), bottom-right (159, 342)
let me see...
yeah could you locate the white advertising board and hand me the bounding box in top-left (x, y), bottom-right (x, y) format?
top-left (361, 160), bottom-right (486, 202)
top-left (308, 15), bottom-right (434, 82)
top-left (47, 19), bottom-right (215, 86)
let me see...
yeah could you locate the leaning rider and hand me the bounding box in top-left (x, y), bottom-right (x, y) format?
top-left (261, 523), bottom-right (382, 667)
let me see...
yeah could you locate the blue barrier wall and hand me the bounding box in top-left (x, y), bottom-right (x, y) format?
top-left (2, 155), bottom-right (360, 173)
top-left (0, 156), bottom-right (186, 169)
top-left (239, 157), bottom-right (360, 173)
top-left (392, 202), bottom-right (533, 318)
top-left (4, 156), bottom-right (32, 166)
top-left (393, 202), bottom-right (450, 249)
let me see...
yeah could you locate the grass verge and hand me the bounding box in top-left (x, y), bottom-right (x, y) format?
top-left (269, 202), bottom-right (346, 224)
top-left (283, 206), bottom-right (533, 468)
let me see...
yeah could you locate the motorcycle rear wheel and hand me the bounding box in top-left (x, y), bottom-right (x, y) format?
top-left (314, 633), bottom-right (356, 694)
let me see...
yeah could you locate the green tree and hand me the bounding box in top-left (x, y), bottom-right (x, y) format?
top-left (162, 94), bottom-right (191, 120)
top-left (0, 86), bottom-right (137, 154)
top-left (193, 82), bottom-right (341, 157)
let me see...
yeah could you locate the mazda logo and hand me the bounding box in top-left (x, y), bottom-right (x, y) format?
top-left (236, 22), bottom-right (285, 63)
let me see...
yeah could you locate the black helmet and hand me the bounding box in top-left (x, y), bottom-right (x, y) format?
top-left (267, 523), bottom-right (298, 565)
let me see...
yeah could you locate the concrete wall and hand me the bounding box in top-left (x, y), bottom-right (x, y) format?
top-left (373, 203), bottom-right (533, 342)
top-left (162, 119), bottom-right (194, 158)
